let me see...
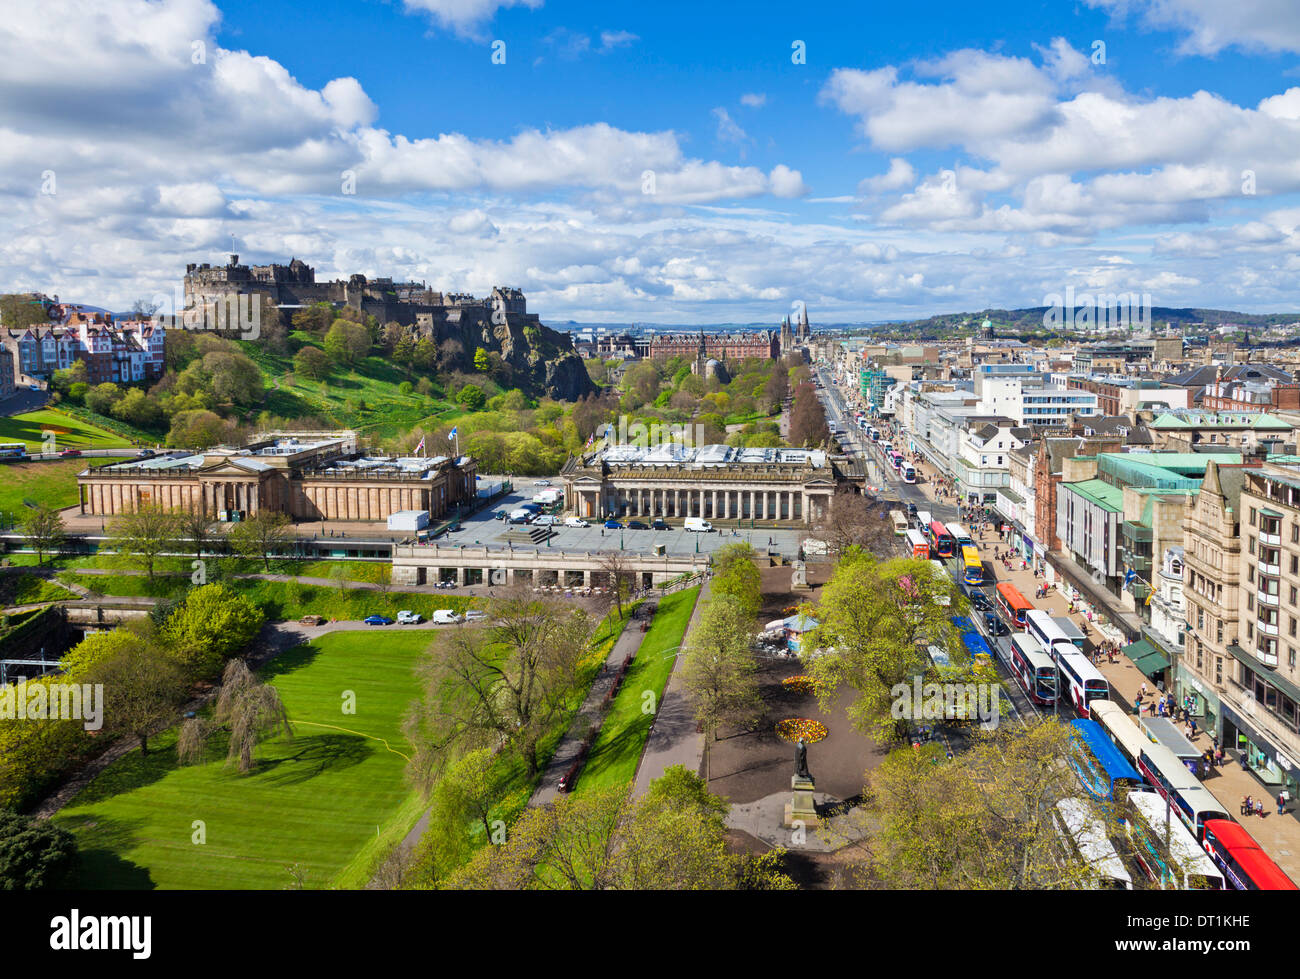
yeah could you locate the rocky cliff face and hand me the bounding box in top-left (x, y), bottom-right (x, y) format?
top-left (444, 313), bottom-right (595, 402)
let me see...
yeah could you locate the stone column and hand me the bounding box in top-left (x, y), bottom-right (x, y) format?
top-left (749, 490), bottom-right (755, 521)
top-left (674, 488), bottom-right (681, 516)
top-left (802, 492), bottom-right (810, 524)
top-left (711, 490), bottom-right (718, 519)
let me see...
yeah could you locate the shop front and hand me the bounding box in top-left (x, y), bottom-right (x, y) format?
top-left (1221, 702), bottom-right (1300, 797)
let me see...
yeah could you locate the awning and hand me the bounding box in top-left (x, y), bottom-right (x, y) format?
top-left (1122, 638), bottom-right (1170, 678)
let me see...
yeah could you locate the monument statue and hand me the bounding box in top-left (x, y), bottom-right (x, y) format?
top-left (791, 559), bottom-right (808, 589)
top-left (794, 737), bottom-right (812, 779)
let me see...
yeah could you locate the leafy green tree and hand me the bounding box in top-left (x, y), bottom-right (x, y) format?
top-left (807, 552), bottom-right (964, 742)
top-left (228, 510), bottom-right (292, 571)
top-left (324, 319), bottom-right (371, 365)
top-left (293, 345), bottom-right (332, 381)
top-left (22, 505), bottom-right (64, 566)
top-left (681, 595), bottom-right (763, 780)
top-left (709, 543), bottom-right (761, 620)
top-left (160, 583), bottom-right (265, 676)
top-left (457, 384), bottom-right (486, 410)
top-left (473, 347), bottom-right (490, 372)
top-left (108, 503), bottom-right (180, 582)
top-left (166, 409), bottom-right (232, 450)
top-left (84, 382), bottom-right (123, 415)
top-left (81, 642), bottom-right (188, 755)
top-left (0, 809), bottom-right (77, 889)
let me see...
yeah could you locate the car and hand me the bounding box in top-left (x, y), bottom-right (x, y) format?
top-left (532, 514), bottom-right (560, 526)
top-left (534, 479), bottom-right (551, 487)
top-left (58, 448), bottom-right (81, 457)
top-left (364, 615), bottom-right (395, 626)
top-left (396, 610), bottom-right (423, 624)
top-left (298, 614), bottom-right (326, 626)
top-left (564, 516), bottom-right (590, 528)
top-left (967, 590), bottom-right (992, 612)
top-left (136, 448), bottom-right (155, 459)
top-left (627, 520), bottom-right (648, 530)
top-left (983, 612), bottom-right (1009, 637)
top-left (494, 510), bottom-right (509, 521)
top-left (508, 509), bottom-right (534, 524)
top-left (463, 610), bottom-right (488, 622)
top-left (519, 502), bottom-right (542, 513)
top-left (651, 519), bottom-right (669, 530)
top-left (905, 502), bottom-right (918, 518)
top-left (28, 384), bottom-right (41, 392)
top-left (604, 519), bottom-right (624, 529)
top-left (432, 609), bottom-right (463, 625)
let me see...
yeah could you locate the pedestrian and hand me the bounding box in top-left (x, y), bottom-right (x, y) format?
top-left (1133, 696), bottom-right (1142, 716)
top-left (1256, 799), bottom-right (1266, 818)
top-left (1140, 681), bottom-right (1147, 700)
top-left (1280, 792), bottom-right (1287, 816)
top-left (1242, 795), bottom-right (1252, 816)
top-left (1216, 746), bottom-right (1225, 766)
top-left (1190, 718), bottom-right (1198, 738)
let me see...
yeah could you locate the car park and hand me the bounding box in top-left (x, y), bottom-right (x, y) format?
top-left (432, 609), bottom-right (463, 624)
top-left (364, 615), bottom-right (395, 626)
top-left (396, 610), bottom-right (422, 624)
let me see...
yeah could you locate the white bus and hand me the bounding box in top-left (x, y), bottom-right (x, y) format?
top-left (905, 528), bottom-right (929, 559)
top-left (1025, 609), bottom-right (1076, 661)
top-left (915, 509), bottom-right (933, 532)
top-left (1135, 739), bottom-right (1230, 841)
top-left (0, 442), bottom-right (27, 459)
top-left (902, 465), bottom-right (916, 484)
top-left (1126, 791), bottom-right (1226, 890)
top-left (890, 510), bottom-right (908, 537)
top-left (945, 523), bottom-right (973, 550)
top-left (1057, 651), bottom-right (1110, 718)
top-left (1089, 700), bottom-right (1151, 769)
top-left (1054, 798), bottom-right (1133, 890)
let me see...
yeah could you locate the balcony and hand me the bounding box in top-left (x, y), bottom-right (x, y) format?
top-left (1259, 590), bottom-right (1281, 607)
top-left (1258, 620), bottom-right (1280, 637)
top-left (1259, 560), bottom-right (1281, 576)
top-left (1260, 532), bottom-right (1282, 547)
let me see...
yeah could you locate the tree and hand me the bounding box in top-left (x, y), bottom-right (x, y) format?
top-left (473, 347), bottom-right (490, 372)
top-left (324, 319), bottom-right (371, 365)
top-left (214, 659), bottom-right (293, 773)
top-left (818, 488), bottom-right (894, 557)
top-left (227, 510), bottom-right (292, 571)
top-left (22, 505), bottom-right (64, 565)
top-left (457, 384), bottom-right (486, 410)
top-left (160, 583), bottom-right (265, 676)
top-left (842, 723), bottom-right (1119, 889)
top-left (405, 590), bottom-right (593, 781)
top-left (408, 747), bottom-right (505, 884)
top-left (708, 542), bottom-right (761, 620)
top-left (788, 382), bottom-right (829, 447)
top-left (444, 767), bottom-right (794, 890)
top-left (598, 550), bottom-right (635, 619)
top-left (807, 551), bottom-right (965, 742)
top-left (0, 809), bottom-right (77, 889)
top-left (82, 642), bottom-right (187, 755)
top-left (175, 501), bottom-right (213, 566)
top-left (167, 409), bottom-right (233, 450)
top-left (681, 596), bottom-right (763, 780)
top-left (108, 503), bottom-right (180, 582)
top-left (84, 382), bottom-right (123, 415)
top-left (293, 345), bottom-right (332, 381)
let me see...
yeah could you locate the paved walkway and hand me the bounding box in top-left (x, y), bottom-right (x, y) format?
top-left (529, 599), bottom-right (658, 806)
top-left (631, 579), bottom-right (711, 797)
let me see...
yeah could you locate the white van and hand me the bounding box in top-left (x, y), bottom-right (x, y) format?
top-left (533, 514), bottom-right (559, 526)
top-left (431, 609), bottom-right (463, 625)
top-left (684, 517), bottom-right (713, 533)
top-left (564, 516), bottom-right (589, 528)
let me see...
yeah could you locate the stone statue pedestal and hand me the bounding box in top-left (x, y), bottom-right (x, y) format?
top-left (791, 560), bottom-right (810, 592)
top-left (783, 775), bottom-right (819, 828)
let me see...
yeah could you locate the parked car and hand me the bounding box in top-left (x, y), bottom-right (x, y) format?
top-left (519, 502), bottom-right (542, 513)
top-left (968, 590), bottom-right (992, 612)
top-left (364, 615), bottom-right (395, 626)
top-left (432, 609), bottom-right (463, 625)
top-left (396, 610), bottom-right (422, 624)
top-left (58, 448), bottom-right (81, 457)
top-left (534, 479), bottom-right (551, 486)
top-left (564, 516), bottom-right (590, 528)
top-left (984, 612), bottom-right (1009, 637)
top-left (651, 519), bottom-right (669, 530)
top-left (604, 519), bottom-right (624, 529)
top-left (136, 448), bottom-right (156, 459)
top-left (508, 509), bottom-right (534, 524)
top-left (27, 384), bottom-right (41, 392)
top-left (533, 514), bottom-right (560, 526)
top-left (463, 610), bottom-right (488, 622)
top-left (627, 520), bottom-right (648, 530)
top-left (494, 509), bottom-right (509, 520)
top-left (299, 614), bottom-right (326, 626)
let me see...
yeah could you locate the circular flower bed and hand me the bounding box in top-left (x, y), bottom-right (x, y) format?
top-left (775, 718), bottom-right (828, 743)
top-left (782, 675), bottom-right (820, 696)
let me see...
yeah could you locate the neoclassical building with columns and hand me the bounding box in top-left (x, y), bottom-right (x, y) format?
top-left (76, 431), bottom-right (477, 522)
top-left (560, 443), bottom-right (848, 524)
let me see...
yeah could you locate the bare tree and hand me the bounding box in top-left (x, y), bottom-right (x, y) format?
top-left (108, 503), bottom-right (181, 582)
top-left (228, 510), bottom-right (293, 571)
top-left (22, 504), bottom-right (65, 566)
top-left (818, 487), bottom-right (894, 557)
top-left (175, 500), bottom-right (214, 566)
top-left (598, 549), bottom-right (636, 619)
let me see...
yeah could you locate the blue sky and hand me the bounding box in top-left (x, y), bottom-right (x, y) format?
top-left (6, 0), bottom-right (1300, 323)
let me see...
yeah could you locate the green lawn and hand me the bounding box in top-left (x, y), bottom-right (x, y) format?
top-left (54, 630), bottom-right (435, 889)
top-left (0, 572), bottom-right (77, 607)
top-left (574, 585), bottom-right (701, 794)
top-left (0, 409), bottom-right (132, 450)
top-left (0, 458), bottom-right (128, 516)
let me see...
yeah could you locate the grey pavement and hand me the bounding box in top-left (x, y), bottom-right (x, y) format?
top-left (631, 578), bottom-right (712, 796)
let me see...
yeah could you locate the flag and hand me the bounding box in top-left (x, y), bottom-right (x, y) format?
top-left (414, 435), bottom-right (425, 455)
top-left (448, 426), bottom-right (458, 441)
top-left (584, 432), bottom-right (594, 448)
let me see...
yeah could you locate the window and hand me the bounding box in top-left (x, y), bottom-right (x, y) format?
top-left (1249, 537), bottom-right (1256, 555)
top-left (1215, 656), bottom-right (1223, 686)
top-left (1292, 586), bottom-right (1298, 605)
top-left (1292, 524), bottom-right (1299, 544)
top-left (1290, 617), bottom-right (1296, 638)
top-left (1198, 608), bottom-right (1205, 630)
top-left (1293, 555), bottom-right (1299, 575)
top-left (1251, 506), bottom-right (1257, 526)
top-left (1218, 621), bottom-right (1224, 643)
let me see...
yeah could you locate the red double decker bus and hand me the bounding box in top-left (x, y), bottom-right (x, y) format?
top-left (1201, 819), bottom-right (1298, 890)
top-left (994, 582), bottom-right (1033, 628)
top-left (927, 521), bottom-right (955, 558)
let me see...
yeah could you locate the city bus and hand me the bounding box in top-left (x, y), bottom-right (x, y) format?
top-left (1025, 609), bottom-right (1077, 661)
top-left (1126, 791), bottom-right (1225, 890)
top-left (868, 426), bottom-right (879, 441)
top-left (928, 522), bottom-right (956, 559)
top-left (1007, 634), bottom-right (1058, 706)
top-left (1201, 819), bottom-right (1298, 890)
top-left (902, 464), bottom-right (916, 484)
top-left (958, 628), bottom-right (996, 676)
top-left (1057, 652), bottom-right (1110, 718)
top-left (994, 582), bottom-right (1034, 628)
top-left (928, 560), bottom-right (952, 605)
top-left (1139, 717), bottom-right (1203, 775)
top-left (905, 528), bottom-right (930, 559)
top-left (1068, 719), bottom-right (1145, 803)
top-left (947, 523), bottom-right (974, 550)
top-left (916, 509), bottom-right (933, 532)
top-left (1054, 798), bottom-right (1133, 890)
top-left (1089, 700), bottom-right (1151, 769)
top-left (0, 442), bottom-right (27, 460)
top-left (1135, 740), bottom-right (1230, 840)
top-left (890, 510), bottom-right (908, 537)
top-left (960, 545), bottom-right (983, 585)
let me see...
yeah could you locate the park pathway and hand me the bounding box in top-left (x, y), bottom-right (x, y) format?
top-left (632, 578), bottom-right (712, 797)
